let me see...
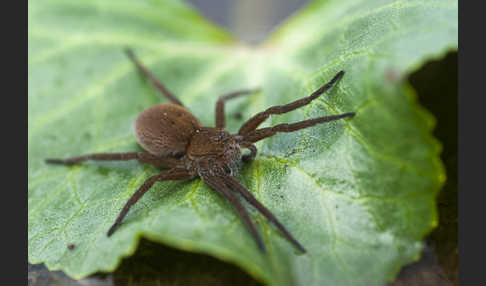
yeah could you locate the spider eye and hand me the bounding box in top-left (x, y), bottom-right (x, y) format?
top-left (224, 166), bottom-right (232, 175)
top-left (172, 152), bottom-right (184, 159)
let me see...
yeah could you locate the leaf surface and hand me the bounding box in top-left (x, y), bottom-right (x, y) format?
top-left (28, 0), bottom-right (457, 285)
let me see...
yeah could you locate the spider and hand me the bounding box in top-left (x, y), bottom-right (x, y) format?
top-left (46, 49), bottom-right (355, 253)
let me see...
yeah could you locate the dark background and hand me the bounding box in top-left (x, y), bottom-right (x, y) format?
top-left (28, 1), bottom-right (458, 285)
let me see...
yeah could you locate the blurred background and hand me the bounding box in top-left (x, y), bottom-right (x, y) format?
top-left (187, 0), bottom-right (311, 43)
top-left (28, 1), bottom-right (457, 285)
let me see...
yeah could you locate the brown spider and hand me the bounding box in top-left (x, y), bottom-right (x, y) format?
top-left (46, 49), bottom-right (355, 253)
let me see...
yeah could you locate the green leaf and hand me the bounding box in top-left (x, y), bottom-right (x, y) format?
top-left (28, 0), bottom-right (457, 285)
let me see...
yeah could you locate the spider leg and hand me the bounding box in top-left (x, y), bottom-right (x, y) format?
top-left (222, 175), bottom-right (307, 253)
top-left (239, 141), bottom-right (257, 162)
top-left (215, 88), bottom-right (260, 128)
top-left (45, 152), bottom-right (182, 169)
top-left (107, 168), bottom-right (192, 236)
top-left (202, 175), bottom-right (266, 252)
top-left (124, 48), bottom-right (184, 106)
top-left (243, 112), bottom-right (355, 143)
top-left (238, 70), bottom-right (344, 135)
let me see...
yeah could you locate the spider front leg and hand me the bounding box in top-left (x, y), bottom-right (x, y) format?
top-left (238, 70), bottom-right (345, 135)
top-left (222, 175), bottom-right (306, 253)
top-left (243, 112), bottom-right (355, 143)
top-left (107, 168), bottom-right (193, 236)
top-left (202, 175), bottom-right (266, 252)
top-left (215, 88), bottom-right (260, 128)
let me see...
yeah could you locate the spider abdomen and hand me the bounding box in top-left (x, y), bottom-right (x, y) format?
top-left (135, 103), bottom-right (201, 157)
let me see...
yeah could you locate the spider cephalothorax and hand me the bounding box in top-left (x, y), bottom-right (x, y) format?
top-left (185, 127), bottom-right (242, 177)
top-left (46, 49), bottom-right (355, 253)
